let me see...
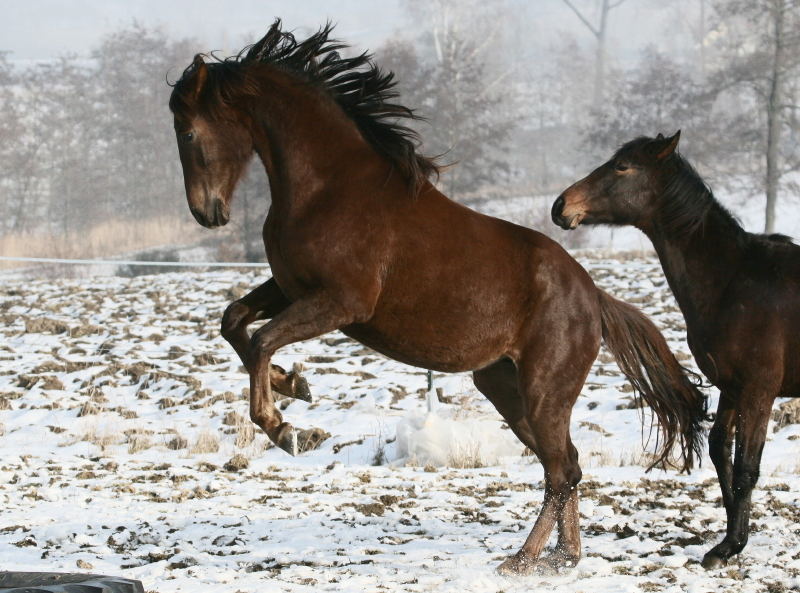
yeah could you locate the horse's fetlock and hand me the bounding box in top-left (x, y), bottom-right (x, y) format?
top-left (560, 465), bottom-right (582, 490)
top-left (249, 408), bottom-right (264, 426)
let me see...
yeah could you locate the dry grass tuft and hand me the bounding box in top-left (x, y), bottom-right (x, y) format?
top-left (191, 430), bottom-right (220, 454)
top-left (224, 454), bottom-right (249, 472)
top-left (234, 416), bottom-right (255, 449)
top-left (71, 422), bottom-right (125, 451)
top-left (167, 435), bottom-right (189, 450)
top-left (77, 402), bottom-right (101, 417)
top-left (447, 440), bottom-right (486, 469)
top-left (127, 435), bottom-right (152, 454)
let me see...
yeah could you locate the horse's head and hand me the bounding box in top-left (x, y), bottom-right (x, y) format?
top-left (552, 131), bottom-right (681, 230)
top-left (169, 55), bottom-right (254, 228)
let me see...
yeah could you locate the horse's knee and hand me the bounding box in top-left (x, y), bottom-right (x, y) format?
top-left (544, 459), bottom-right (582, 498)
top-left (733, 464), bottom-right (760, 493)
top-left (249, 331), bottom-right (276, 359)
top-left (221, 301), bottom-right (248, 341)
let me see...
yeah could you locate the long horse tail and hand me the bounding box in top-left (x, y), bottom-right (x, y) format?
top-left (597, 290), bottom-right (706, 472)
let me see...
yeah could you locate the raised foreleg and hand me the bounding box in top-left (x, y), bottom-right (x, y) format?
top-left (247, 292), bottom-right (366, 454)
top-left (220, 278), bottom-right (309, 401)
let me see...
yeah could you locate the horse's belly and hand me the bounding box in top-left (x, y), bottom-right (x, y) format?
top-left (340, 312), bottom-right (514, 373)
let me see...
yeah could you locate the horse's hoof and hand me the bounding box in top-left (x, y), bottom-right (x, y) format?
top-left (496, 551), bottom-right (538, 576)
top-left (701, 552), bottom-right (728, 570)
top-left (540, 552), bottom-right (580, 573)
top-left (270, 364), bottom-right (312, 402)
top-left (273, 423), bottom-right (298, 456)
top-left (290, 372), bottom-right (312, 402)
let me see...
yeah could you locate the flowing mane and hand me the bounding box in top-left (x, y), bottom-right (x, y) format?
top-left (170, 19), bottom-right (439, 193)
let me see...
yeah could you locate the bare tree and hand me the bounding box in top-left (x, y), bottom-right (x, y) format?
top-left (586, 47), bottom-right (714, 161)
top-left (560, 0), bottom-right (628, 107)
top-left (764, 0), bottom-right (790, 233)
top-left (710, 0), bottom-right (800, 233)
top-left (386, 0), bottom-right (519, 199)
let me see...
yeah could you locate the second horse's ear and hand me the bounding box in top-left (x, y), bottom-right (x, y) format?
top-left (191, 54), bottom-right (208, 99)
top-left (656, 130), bottom-right (681, 160)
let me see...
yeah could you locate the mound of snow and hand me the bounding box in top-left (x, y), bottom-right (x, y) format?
top-left (394, 392), bottom-right (521, 467)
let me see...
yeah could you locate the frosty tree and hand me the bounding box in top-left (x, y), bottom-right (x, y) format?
top-left (709, 0), bottom-right (800, 233)
top-left (378, 0), bottom-right (519, 199)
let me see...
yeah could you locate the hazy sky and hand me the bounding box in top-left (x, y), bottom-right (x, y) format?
top-left (2, 1), bottom-right (693, 67)
top-left (1, 0), bottom-right (407, 63)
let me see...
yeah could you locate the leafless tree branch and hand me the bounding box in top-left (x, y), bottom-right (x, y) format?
top-left (560, 0), bottom-right (601, 37)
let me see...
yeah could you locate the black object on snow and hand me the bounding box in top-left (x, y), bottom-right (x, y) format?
top-left (0, 572), bottom-right (144, 593)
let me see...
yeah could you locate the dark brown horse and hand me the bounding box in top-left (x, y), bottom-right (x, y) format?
top-left (553, 131), bottom-right (800, 569)
top-left (169, 22), bottom-right (705, 575)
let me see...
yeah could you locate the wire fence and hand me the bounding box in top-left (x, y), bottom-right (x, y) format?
top-left (0, 255), bottom-right (268, 268)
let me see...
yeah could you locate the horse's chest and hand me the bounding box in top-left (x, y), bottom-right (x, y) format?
top-left (262, 217), bottom-right (315, 300)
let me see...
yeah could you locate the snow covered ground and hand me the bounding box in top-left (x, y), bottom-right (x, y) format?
top-left (1, 254), bottom-right (799, 592)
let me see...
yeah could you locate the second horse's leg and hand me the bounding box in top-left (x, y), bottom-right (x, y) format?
top-left (702, 390), bottom-right (774, 569)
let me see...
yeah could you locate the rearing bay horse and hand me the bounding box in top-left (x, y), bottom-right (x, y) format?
top-left (553, 131), bottom-right (800, 569)
top-left (169, 22), bottom-right (705, 574)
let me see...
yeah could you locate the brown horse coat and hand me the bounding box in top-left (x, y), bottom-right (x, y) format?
top-left (170, 22), bottom-right (705, 575)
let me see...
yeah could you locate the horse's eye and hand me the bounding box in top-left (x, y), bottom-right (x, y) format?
top-left (180, 132), bottom-right (195, 143)
top-left (614, 162), bottom-right (629, 172)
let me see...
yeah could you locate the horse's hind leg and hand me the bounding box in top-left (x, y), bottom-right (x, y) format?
top-left (220, 277), bottom-right (310, 401)
top-left (474, 351), bottom-right (591, 575)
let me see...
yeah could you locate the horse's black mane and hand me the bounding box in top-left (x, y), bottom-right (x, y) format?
top-left (617, 137), bottom-right (793, 246)
top-left (170, 19), bottom-right (439, 193)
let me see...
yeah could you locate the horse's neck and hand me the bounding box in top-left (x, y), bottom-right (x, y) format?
top-left (645, 205), bottom-right (743, 333)
top-left (248, 77), bottom-right (371, 212)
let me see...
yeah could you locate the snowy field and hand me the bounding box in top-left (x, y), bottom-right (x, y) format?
top-left (1, 253), bottom-right (799, 593)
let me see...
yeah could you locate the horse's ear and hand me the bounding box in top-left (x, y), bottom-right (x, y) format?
top-left (656, 133), bottom-right (665, 140)
top-left (190, 54), bottom-right (208, 99)
top-left (656, 130), bottom-right (681, 160)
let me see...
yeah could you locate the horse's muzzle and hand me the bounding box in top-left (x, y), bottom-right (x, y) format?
top-left (190, 197), bottom-right (229, 228)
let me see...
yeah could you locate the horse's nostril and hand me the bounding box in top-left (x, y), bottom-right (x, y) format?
top-left (551, 195), bottom-right (566, 223)
top-left (189, 206), bottom-right (206, 226)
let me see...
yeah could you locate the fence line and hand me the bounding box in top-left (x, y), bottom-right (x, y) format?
top-left (0, 256), bottom-right (268, 268)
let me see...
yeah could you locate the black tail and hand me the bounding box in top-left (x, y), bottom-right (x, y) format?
top-left (598, 290), bottom-right (706, 471)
